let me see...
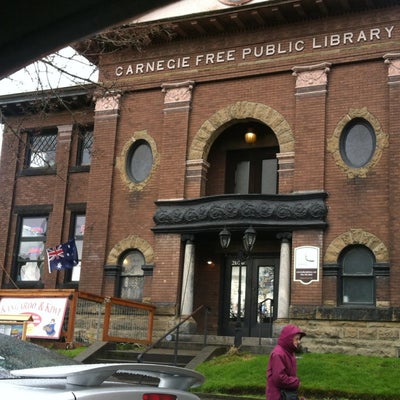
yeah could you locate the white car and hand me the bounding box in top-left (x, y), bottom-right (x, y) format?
top-left (0, 333), bottom-right (204, 400)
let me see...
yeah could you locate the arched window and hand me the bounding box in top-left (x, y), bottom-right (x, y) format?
top-left (206, 121), bottom-right (279, 195)
top-left (340, 245), bottom-right (375, 305)
top-left (119, 250), bottom-right (145, 301)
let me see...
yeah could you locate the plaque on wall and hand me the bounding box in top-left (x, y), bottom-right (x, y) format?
top-left (294, 246), bottom-right (319, 284)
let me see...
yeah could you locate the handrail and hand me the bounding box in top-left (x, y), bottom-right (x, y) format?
top-left (258, 297), bottom-right (273, 311)
top-left (137, 304), bottom-right (209, 363)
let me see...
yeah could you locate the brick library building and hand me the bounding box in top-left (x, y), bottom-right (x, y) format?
top-left (1, 0), bottom-right (400, 355)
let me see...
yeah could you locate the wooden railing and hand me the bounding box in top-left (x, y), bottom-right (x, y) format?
top-left (0, 289), bottom-right (155, 345)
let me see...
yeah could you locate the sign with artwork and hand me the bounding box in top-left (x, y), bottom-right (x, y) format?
top-left (0, 314), bottom-right (33, 340)
top-left (294, 246), bottom-right (320, 284)
top-left (0, 297), bottom-right (68, 339)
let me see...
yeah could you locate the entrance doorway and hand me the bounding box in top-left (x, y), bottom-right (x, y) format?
top-left (220, 255), bottom-right (278, 338)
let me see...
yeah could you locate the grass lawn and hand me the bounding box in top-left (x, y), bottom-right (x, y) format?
top-left (57, 346), bottom-right (88, 358)
top-left (193, 350), bottom-right (400, 400)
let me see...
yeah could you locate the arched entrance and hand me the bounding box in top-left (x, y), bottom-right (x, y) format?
top-left (153, 102), bottom-right (327, 339)
top-left (204, 117), bottom-right (282, 338)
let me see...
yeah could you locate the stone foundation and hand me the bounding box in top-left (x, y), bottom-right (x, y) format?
top-left (274, 319), bottom-right (400, 357)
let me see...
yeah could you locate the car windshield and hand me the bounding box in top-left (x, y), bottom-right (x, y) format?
top-left (0, 333), bottom-right (80, 378)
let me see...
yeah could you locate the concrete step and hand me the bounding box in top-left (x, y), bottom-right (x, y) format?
top-left (76, 335), bottom-right (277, 369)
top-left (161, 334), bottom-right (276, 354)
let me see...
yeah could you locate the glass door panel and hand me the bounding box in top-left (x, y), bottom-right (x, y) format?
top-left (221, 256), bottom-right (277, 338)
top-left (229, 259), bottom-right (247, 320)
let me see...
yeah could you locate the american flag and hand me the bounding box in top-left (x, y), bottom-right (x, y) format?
top-left (46, 239), bottom-right (79, 273)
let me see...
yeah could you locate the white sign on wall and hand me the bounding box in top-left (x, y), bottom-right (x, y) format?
top-left (294, 246), bottom-right (320, 285)
top-left (0, 297), bottom-right (68, 339)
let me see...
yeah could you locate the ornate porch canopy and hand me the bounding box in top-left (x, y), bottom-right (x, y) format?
top-left (153, 192), bottom-right (327, 233)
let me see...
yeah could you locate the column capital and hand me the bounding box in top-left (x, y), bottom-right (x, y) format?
top-left (182, 234), bottom-right (195, 243)
top-left (292, 62), bottom-right (331, 95)
top-left (161, 80), bottom-right (195, 110)
top-left (383, 53), bottom-right (400, 83)
top-left (94, 91), bottom-right (121, 113)
top-left (277, 232), bottom-right (292, 241)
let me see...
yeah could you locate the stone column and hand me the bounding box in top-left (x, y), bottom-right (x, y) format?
top-left (277, 232), bottom-right (292, 319)
top-left (181, 237), bottom-right (195, 316)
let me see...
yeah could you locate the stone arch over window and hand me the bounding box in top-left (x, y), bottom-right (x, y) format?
top-left (116, 130), bottom-right (160, 192)
top-left (188, 101), bottom-right (294, 161)
top-left (327, 108), bottom-right (388, 178)
top-left (324, 228), bottom-right (389, 264)
top-left (106, 235), bottom-right (154, 265)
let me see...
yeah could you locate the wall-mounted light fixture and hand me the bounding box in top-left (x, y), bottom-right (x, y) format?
top-left (244, 127), bottom-right (257, 144)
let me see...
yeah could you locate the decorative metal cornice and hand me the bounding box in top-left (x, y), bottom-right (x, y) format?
top-left (153, 192), bottom-right (328, 233)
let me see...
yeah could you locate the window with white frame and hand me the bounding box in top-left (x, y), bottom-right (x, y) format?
top-left (16, 216), bottom-right (47, 282)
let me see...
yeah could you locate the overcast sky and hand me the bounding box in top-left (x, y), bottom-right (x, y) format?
top-left (0, 47), bottom-right (97, 95)
top-left (0, 47), bottom-right (98, 158)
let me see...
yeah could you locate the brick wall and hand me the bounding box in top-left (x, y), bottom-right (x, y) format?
top-left (1, 4), bottom-right (400, 350)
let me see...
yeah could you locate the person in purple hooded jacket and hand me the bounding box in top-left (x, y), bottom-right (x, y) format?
top-left (266, 325), bottom-right (306, 400)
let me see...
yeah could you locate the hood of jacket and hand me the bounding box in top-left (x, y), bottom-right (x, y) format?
top-left (277, 324), bottom-right (306, 353)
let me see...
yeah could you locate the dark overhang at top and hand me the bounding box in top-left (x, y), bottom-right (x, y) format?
top-left (75, 0), bottom-right (398, 63)
top-left (147, 0), bottom-right (397, 38)
top-left (0, 85), bottom-right (95, 118)
top-left (0, 0), bottom-right (176, 80)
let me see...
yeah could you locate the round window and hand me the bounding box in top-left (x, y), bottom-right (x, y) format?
top-left (127, 140), bottom-right (153, 183)
top-left (340, 119), bottom-right (376, 168)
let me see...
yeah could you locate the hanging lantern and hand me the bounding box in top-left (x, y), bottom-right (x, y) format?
top-left (244, 128), bottom-right (257, 143)
top-left (243, 226), bottom-right (257, 253)
top-left (219, 227), bottom-right (231, 249)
